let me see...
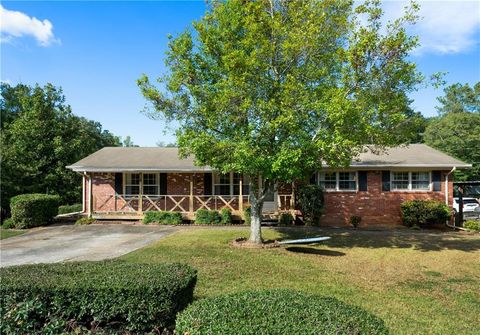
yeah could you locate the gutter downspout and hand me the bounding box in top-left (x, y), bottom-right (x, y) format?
top-left (82, 172), bottom-right (86, 213)
top-left (445, 167), bottom-right (457, 229)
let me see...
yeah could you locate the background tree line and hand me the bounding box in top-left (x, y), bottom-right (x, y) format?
top-left (1, 83), bottom-right (126, 216)
top-left (410, 82), bottom-right (479, 181)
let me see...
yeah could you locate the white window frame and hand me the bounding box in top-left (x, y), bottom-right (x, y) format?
top-left (318, 171), bottom-right (358, 192)
top-left (142, 173), bottom-right (160, 196)
top-left (390, 171), bottom-right (431, 192)
top-left (123, 172), bottom-right (161, 196)
top-left (124, 173), bottom-right (140, 196)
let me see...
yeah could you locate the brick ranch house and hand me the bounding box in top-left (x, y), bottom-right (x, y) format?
top-left (67, 144), bottom-right (470, 226)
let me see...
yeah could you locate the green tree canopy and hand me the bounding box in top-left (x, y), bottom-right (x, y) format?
top-left (139, 0), bottom-right (424, 243)
top-left (436, 82), bottom-right (480, 115)
top-left (1, 83), bottom-right (120, 214)
top-left (424, 112), bottom-right (480, 180)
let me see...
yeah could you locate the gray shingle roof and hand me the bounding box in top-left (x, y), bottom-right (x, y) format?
top-left (66, 144), bottom-right (470, 172)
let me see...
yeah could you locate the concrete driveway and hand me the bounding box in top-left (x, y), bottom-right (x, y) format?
top-left (0, 224), bottom-right (176, 267)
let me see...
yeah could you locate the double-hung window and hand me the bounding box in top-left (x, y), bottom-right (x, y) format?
top-left (318, 172), bottom-right (357, 191)
top-left (214, 173), bottom-right (250, 196)
top-left (214, 174), bottom-right (231, 195)
top-left (125, 173), bottom-right (140, 195)
top-left (124, 173), bottom-right (160, 196)
top-left (143, 173), bottom-right (159, 195)
top-left (391, 171), bottom-right (430, 191)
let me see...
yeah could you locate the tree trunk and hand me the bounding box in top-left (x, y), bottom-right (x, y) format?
top-left (249, 191), bottom-right (264, 244)
top-left (248, 176), bottom-right (274, 244)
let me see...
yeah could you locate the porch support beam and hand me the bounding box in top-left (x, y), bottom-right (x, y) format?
top-left (239, 179), bottom-right (243, 212)
top-left (189, 179), bottom-right (194, 213)
top-left (139, 173), bottom-right (143, 213)
top-left (88, 173), bottom-right (93, 218)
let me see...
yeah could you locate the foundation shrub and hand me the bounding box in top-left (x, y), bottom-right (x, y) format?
top-left (143, 211), bottom-right (183, 225)
top-left (220, 208), bottom-right (233, 224)
top-left (401, 200), bottom-right (450, 227)
top-left (195, 209), bottom-right (221, 225)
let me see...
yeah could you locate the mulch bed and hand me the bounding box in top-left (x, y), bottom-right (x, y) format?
top-left (230, 237), bottom-right (280, 249)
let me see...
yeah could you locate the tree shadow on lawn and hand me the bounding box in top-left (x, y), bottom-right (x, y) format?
top-left (285, 246), bottom-right (346, 256)
top-left (273, 227), bottom-right (480, 253)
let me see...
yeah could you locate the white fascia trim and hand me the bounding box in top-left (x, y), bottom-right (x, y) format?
top-left (321, 164), bottom-right (471, 169)
top-left (67, 167), bottom-right (214, 172)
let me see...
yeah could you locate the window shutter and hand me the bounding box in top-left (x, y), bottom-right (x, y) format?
top-left (382, 171), bottom-right (390, 192)
top-left (204, 173), bottom-right (212, 195)
top-left (358, 171), bottom-right (368, 192)
top-left (309, 173), bottom-right (317, 185)
top-left (114, 173), bottom-right (123, 194)
top-left (432, 171), bottom-right (442, 192)
top-left (160, 173), bottom-right (167, 195)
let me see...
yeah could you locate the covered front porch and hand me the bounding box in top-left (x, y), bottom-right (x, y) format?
top-left (84, 172), bottom-right (295, 221)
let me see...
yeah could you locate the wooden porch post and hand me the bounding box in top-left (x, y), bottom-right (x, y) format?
top-left (139, 173), bottom-right (143, 213)
top-left (239, 179), bottom-right (243, 212)
top-left (189, 179), bottom-right (194, 213)
top-left (290, 182), bottom-right (295, 209)
top-left (88, 173), bottom-right (93, 218)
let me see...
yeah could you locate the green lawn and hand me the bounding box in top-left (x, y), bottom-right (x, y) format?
top-left (0, 228), bottom-right (26, 240)
top-left (121, 227), bottom-right (480, 335)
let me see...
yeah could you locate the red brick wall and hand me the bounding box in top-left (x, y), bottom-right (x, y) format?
top-left (320, 170), bottom-right (453, 227)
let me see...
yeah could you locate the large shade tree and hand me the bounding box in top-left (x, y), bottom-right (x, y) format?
top-left (1, 83), bottom-right (120, 213)
top-left (139, 0), bottom-right (423, 243)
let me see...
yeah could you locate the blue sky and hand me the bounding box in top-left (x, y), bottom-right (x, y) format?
top-left (1, 1), bottom-right (479, 147)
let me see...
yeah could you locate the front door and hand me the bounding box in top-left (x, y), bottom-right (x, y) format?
top-left (262, 182), bottom-right (277, 213)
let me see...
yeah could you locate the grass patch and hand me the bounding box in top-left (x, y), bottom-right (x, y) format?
top-left (0, 228), bottom-right (26, 240)
top-left (121, 227), bottom-right (480, 335)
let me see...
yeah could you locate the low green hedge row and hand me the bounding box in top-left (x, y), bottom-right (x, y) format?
top-left (10, 194), bottom-right (61, 229)
top-left (0, 261), bottom-right (197, 334)
top-left (195, 209), bottom-right (233, 224)
top-left (58, 203), bottom-right (82, 214)
top-left (176, 289), bottom-right (389, 335)
top-left (400, 199), bottom-right (451, 227)
top-left (143, 211), bottom-right (183, 225)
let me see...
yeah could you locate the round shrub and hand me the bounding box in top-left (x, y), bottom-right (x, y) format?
top-left (176, 289), bottom-right (389, 335)
top-left (143, 211), bottom-right (183, 225)
top-left (10, 194), bottom-right (61, 229)
top-left (400, 200), bottom-right (451, 227)
top-left (220, 207), bottom-right (233, 224)
top-left (195, 209), bottom-right (221, 224)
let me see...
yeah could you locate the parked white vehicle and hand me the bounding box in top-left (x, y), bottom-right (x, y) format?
top-left (453, 198), bottom-right (480, 213)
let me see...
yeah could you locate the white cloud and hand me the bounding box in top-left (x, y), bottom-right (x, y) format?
top-left (382, 1), bottom-right (480, 55)
top-left (0, 4), bottom-right (59, 47)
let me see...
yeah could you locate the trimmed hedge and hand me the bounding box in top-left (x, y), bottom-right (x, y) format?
top-left (0, 261), bottom-right (197, 334)
top-left (10, 194), bottom-right (61, 229)
top-left (400, 199), bottom-right (451, 227)
top-left (58, 203), bottom-right (82, 214)
top-left (143, 211), bottom-right (183, 225)
top-left (176, 289), bottom-right (389, 335)
top-left (195, 209), bottom-right (221, 225)
top-left (220, 208), bottom-right (233, 224)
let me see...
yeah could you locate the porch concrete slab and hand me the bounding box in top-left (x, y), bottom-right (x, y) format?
top-left (0, 224), bottom-right (176, 267)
